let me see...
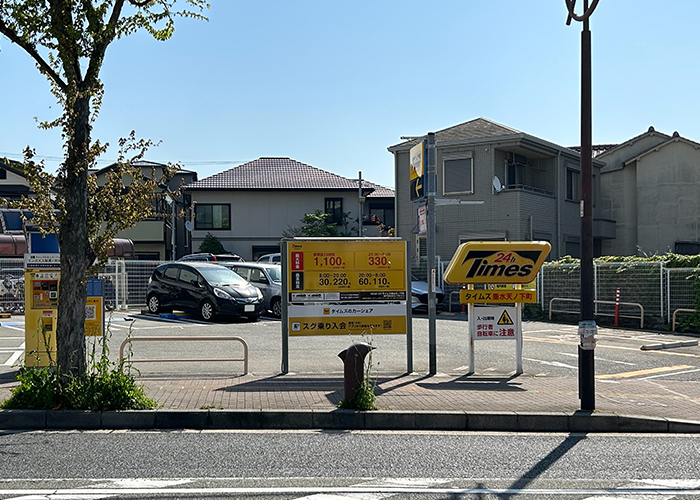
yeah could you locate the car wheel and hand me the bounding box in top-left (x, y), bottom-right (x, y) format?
top-left (271, 297), bottom-right (282, 318)
top-left (147, 293), bottom-right (161, 314)
top-left (200, 300), bottom-right (216, 321)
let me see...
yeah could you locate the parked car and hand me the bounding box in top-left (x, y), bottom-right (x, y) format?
top-left (256, 253), bottom-right (281, 264)
top-left (178, 252), bottom-right (244, 263)
top-left (146, 262), bottom-right (263, 321)
top-left (411, 274), bottom-right (446, 312)
top-left (225, 262), bottom-right (282, 318)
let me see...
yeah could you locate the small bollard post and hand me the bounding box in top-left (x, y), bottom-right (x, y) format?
top-left (338, 342), bottom-right (375, 403)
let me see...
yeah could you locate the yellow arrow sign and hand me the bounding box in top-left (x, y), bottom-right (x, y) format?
top-left (445, 241), bottom-right (551, 285)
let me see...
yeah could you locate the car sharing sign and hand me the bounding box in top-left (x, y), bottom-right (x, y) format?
top-left (444, 241), bottom-right (551, 285)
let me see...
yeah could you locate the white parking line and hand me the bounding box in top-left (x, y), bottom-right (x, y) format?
top-left (558, 352), bottom-right (636, 365)
top-left (523, 358), bottom-right (578, 370)
top-left (641, 368), bottom-right (700, 380)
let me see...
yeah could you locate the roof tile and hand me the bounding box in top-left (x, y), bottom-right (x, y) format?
top-left (185, 157), bottom-right (394, 197)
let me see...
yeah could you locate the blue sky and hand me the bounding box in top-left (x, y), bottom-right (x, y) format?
top-left (1, 1), bottom-right (698, 189)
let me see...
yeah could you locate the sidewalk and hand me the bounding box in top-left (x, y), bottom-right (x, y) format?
top-left (2, 370), bottom-right (699, 432)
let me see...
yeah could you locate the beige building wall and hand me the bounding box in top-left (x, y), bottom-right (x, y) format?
top-left (190, 190), bottom-right (364, 260)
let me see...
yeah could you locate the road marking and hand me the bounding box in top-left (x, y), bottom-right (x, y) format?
top-left (3, 348), bottom-right (23, 366)
top-left (641, 368), bottom-right (700, 380)
top-left (527, 336), bottom-right (700, 359)
top-left (558, 352), bottom-right (636, 365)
top-left (597, 365), bottom-right (694, 380)
top-left (522, 358), bottom-right (578, 370)
top-left (3, 485), bottom-right (700, 497)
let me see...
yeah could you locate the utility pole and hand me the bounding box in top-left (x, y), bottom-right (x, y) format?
top-left (566, 0), bottom-right (600, 411)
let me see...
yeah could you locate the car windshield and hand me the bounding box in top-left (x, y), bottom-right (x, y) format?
top-left (266, 266), bottom-right (282, 282)
top-left (199, 267), bottom-right (248, 287)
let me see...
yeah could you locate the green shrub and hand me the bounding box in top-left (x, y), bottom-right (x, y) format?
top-left (1, 319), bottom-right (156, 411)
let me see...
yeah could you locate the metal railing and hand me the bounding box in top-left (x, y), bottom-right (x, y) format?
top-left (119, 336), bottom-right (249, 374)
top-left (672, 308), bottom-right (697, 332)
top-left (549, 297), bottom-right (645, 328)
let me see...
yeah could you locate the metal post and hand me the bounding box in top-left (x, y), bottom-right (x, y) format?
top-left (427, 132), bottom-right (437, 375)
top-left (567, 0), bottom-right (599, 411)
top-left (358, 171), bottom-right (363, 237)
top-left (171, 198), bottom-right (176, 259)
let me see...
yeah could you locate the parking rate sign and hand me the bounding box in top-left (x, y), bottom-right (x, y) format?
top-left (286, 239), bottom-right (408, 336)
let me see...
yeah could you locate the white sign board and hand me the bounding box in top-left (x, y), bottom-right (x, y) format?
top-left (473, 306), bottom-right (518, 340)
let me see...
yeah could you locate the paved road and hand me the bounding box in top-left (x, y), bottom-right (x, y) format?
top-left (1, 430), bottom-right (699, 499)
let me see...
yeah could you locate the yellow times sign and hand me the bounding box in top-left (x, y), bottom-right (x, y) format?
top-left (460, 289), bottom-right (537, 304)
top-left (445, 241), bottom-right (551, 285)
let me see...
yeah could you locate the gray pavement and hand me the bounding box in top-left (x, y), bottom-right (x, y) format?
top-left (2, 368), bottom-right (700, 432)
top-left (1, 314), bottom-right (700, 432)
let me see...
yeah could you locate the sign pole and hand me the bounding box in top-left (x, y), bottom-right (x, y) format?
top-left (467, 284), bottom-right (475, 375)
top-left (281, 240), bottom-right (289, 374)
top-left (427, 132), bottom-right (437, 375)
top-left (515, 284), bottom-right (523, 375)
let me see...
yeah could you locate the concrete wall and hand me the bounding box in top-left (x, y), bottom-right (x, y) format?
top-left (601, 137), bottom-right (700, 256)
top-left (636, 141), bottom-right (700, 254)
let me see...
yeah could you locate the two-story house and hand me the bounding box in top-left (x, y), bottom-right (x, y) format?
top-left (184, 157), bottom-right (395, 261)
top-left (388, 118), bottom-right (611, 264)
top-left (598, 126), bottom-right (700, 256)
top-left (93, 160), bottom-right (198, 260)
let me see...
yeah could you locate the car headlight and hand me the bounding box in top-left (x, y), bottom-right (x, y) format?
top-left (256, 288), bottom-right (263, 300)
top-left (214, 288), bottom-right (232, 300)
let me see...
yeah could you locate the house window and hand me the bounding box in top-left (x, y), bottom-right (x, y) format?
top-left (443, 157), bottom-right (473, 195)
top-left (324, 198), bottom-right (343, 225)
top-left (0, 169), bottom-right (6, 180)
top-left (675, 241), bottom-right (700, 255)
top-left (566, 168), bottom-right (580, 201)
top-left (195, 203), bottom-right (230, 230)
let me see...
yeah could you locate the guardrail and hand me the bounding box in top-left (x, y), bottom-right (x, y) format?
top-left (672, 308), bottom-right (697, 332)
top-left (119, 336), bottom-right (249, 374)
top-left (549, 298), bottom-right (645, 328)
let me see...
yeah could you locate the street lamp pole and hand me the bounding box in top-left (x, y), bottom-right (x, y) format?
top-left (566, 0), bottom-right (599, 411)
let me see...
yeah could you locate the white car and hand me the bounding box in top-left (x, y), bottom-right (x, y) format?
top-left (226, 262), bottom-right (282, 318)
top-left (256, 253), bottom-right (281, 264)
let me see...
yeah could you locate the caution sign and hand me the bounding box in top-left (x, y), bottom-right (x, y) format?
top-left (444, 241), bottom-right (551, 285)
top-left (473, 306), bottom-right (518, 340)
top-left (497, 309), bottom-right (514, 325)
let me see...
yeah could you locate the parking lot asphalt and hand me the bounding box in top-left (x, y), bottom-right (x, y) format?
top-left (1, 313), bottom-right (699, 432)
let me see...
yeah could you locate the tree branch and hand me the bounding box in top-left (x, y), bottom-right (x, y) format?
top-left (0, 18), bottom-right (67, 92)
top-left (84, 0), bottom-right (125, 87)
top-left (48, 0), bottom-right (83, 86)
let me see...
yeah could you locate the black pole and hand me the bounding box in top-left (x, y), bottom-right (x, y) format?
top-left (579, 14), bottom-right (595, 411)
top-left (566, 0), bottom-right (599, 411)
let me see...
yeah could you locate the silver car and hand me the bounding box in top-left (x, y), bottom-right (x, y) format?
top-left (226, 262), bottom-right (282, 318)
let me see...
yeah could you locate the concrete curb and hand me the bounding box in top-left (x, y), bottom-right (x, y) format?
top-left (2, 409), bottom-right (699, 433)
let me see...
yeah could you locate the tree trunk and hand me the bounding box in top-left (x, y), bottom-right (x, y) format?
top-left (56, 92), bottom-right (91, 377)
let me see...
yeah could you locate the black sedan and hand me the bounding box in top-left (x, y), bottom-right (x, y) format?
top-left (146, 262), bottom-right (264, 321)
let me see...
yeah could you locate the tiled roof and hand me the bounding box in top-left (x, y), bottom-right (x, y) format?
top-left (388, 117), bottom-right (522, 149)
top-left (185, 157), bottom-right (394, 197)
